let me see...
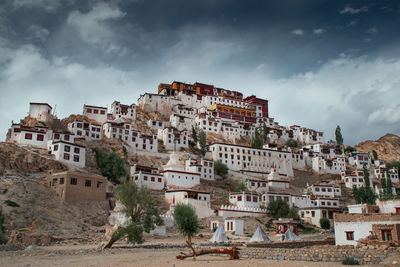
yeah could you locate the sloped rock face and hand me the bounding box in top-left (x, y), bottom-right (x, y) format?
top-left (355, 134), bottom-right (400, 163)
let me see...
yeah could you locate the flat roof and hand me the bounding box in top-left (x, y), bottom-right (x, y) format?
top-left (208, 143), bottom-right (291, 154)
top-left (30, 102), bottom-right (53, 109)
top-left (84, 104), bottom-right (107, 110)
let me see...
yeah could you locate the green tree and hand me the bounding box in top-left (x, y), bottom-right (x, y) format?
top-left (335, 125), bottom-right (343, 145)
top-left (261, 123), bottom-right (268, 142)
top-left (386, 161), bottom-right (400, 170)
top-left (381, 172), bottom-right (394, 200)
top-left (251, 128), bottom-right (263, 149)
top-left (372, 150), bottom-right (378, 161)
top-left (103, 181), bottom-right (163, 248)
top-left (267, 199), bottom-right (290, 219)
top-left (0, 210), bottom-right (6, 244)
top-left (353, 166), bottom-right (376, 205)
top-left (93, 148), bottom-right (128, 183)
top-left (319, 218), bottom-right (331, 230)
top-left (173, 203), bottom-right (200, 259)
top-left (286, 139), bottom-right (298, 148)
top-left (214, 160), bottom-right (228, 177)
top-left (198, 129), bottom-right (207, 156)
top-left (191, 126), bottom-right (198, 143)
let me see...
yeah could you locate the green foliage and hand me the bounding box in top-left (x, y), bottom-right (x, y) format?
top-left (288, 207), bottom-right (300, 220)
top-left (4, 200), bottom-right (19, 207)
top-left (285, 139), bottom-right (298, 148)
top-left (111, 181), bottom-right (163, 245)
top-left (353, 166), bottom-right (376, 205)
top-left (265, 218), bottom-right (274, 229)
top-left (214, 160), bottom-right (228, 176)
top-left (319, 218), bottom-right (331, 229)
top-left (380, 172), bottom-right (394, 200)
top-left (267, 199), bottom-right (291, 219)
top-left (342, 257), bottom-right (359, 265)
top-left (344, 146), bottom-right (357, 153)
top-left (335, 125), bottom-right (343, 145)
top-left (232, 180), bottom-right (246, 192)
top-left (93, 148), bottom-right (128, 183)
top-left (191, 126), bottom-right (198, 143)
top-left (372, 150), bottom-right (378, 161)
top-left (261, 123), bottom-right (268, 142)
top-left (251, 127), bottom-right (263, 149)
top-left (173, 203), bottom-right (200, 238)
top-left (0, 210), bottom-right (6, 244)
top-left (198, 129), bottom-right (207, 156)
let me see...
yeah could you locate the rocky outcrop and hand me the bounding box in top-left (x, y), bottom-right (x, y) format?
top-left (355, 134), bottom-right (400, 163)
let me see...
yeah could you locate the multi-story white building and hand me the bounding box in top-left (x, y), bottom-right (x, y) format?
top-left (195, 113), bottom-right (222, 134)
top-left (172, 104), bottom-right (197, 119)
top-left (208, 143), bottom-right (294, 177)
top-left (245, 177), bottom-right (268, 194)
top-left (29, 102), bottom-right (53, 122)
top-left (348, 152), bottom-right (371, 169)
top-left (307, 182), bottom-right (342, 198)
top-left (111, 101), bottom-right (136, 120)
top-left (48, 141), bottom-right (86, 168)
top-left (185, 158), bottom-right (214, 180)
top-left (8, 124), bottom-right (51, 149)
top-left (267, 167), bottom-right (290, 190)
top-left (290, 125), bottom-right (324, 145)
top-left (165, 189), bottom-right (213, 219)
top-left (341, 170), bottom-right (372, 189)
top-left (229, 192), bottom-right (260, 208)
top-left (137, 93), bottom-right (179, 113)
top-left (261, 192), bottom-right (293, 207)
top-left (83, 104), bottom-right (108, 124)
top-left (303, 143), bottom-right (344, 159)
top-left (103, 121), bottom-right (158, 152)
top-left (67, 120), bottom-right (102, 141)
top-left (147, 120), bottom-right (168, 130)
top-left (157, 127), bottom-right (188, 151)
top-left (161, 169), bottom-right (200, 189)
top-left (312, 156), bottom-right (346, 174)
top-left (170, 114), bottom-right (194, 132)
top-left (130, 164), bottom-right (164, 190)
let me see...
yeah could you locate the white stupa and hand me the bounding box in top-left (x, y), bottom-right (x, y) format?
top-left (163, 152), bottom-right (185, 171)
top-left (210, 225), bottom-right (228, 243)
top-left (249, 226), bottom-right (270, 242)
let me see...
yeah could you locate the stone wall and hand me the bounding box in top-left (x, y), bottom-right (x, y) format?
top-left (241, 244), bottom-right (400, 264)
top-left (247, 239), bottom-right (334, 248)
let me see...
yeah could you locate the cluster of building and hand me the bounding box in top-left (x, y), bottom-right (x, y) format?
top-left (6, 81), bottom-right (400, 247)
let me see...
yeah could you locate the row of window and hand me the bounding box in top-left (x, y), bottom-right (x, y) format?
top-left (53, 144), bottom-right (80, 154)
top-left (86, 108), bottom-right (106, 115)
top-left (51, 177), bottom-right (103, 188)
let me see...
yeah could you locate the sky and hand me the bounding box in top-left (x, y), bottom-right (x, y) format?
top-left (0, 0), bottom-right (399, 145)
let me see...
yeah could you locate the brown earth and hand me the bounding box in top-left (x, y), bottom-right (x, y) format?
top-left (355, 133), bottom-right (400, 163)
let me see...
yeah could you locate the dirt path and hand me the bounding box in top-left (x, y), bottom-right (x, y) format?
top-left (0, 246), bottom-right (364, 267)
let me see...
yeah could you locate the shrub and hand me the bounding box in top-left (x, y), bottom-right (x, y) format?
top-left (342, 257), bottom-right (359, 265)
top-left (93, 148), bottom-right (128, 183)
top-left (267, 199), bottom-right (290, 219)
top-left (4, 200), bottom-right (19, 207)
top-left (214, 160), bottom-right (228, 176)
top-left (319, 218), bottom-right (330, 229)
top-left (285, 139), bottom-right (298, 148)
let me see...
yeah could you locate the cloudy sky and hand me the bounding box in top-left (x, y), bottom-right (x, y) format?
top-left (0, 0), bottom-right (399, 145)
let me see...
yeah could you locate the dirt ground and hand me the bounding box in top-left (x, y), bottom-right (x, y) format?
top-left (0, 246), bottom-right (362, 267)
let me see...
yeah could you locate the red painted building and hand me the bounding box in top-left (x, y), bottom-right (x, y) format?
top-left (244, 95), bottom-right (269, 118)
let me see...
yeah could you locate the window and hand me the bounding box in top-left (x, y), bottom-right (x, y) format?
top-left (85, 180), bottom-right (92, 187)
top-left (64, 145), bottom-right (70, 152)
top-left (63, 153), bottom-right (70, 160)
top-left (158, 178), bottom-right (162, 183)
top-left (74, 147), bottom-right (80, 154)
top-left (64, 135), bottom-right (70, 141)
top-left (94, 109), bottom-right (99, 114)
top-left (60, 178), bottom-right (65, 184)
top-left (311, 211), bottom-right (315, 217)
top-left (87, 108), bottom-right (92, 113)
top-left (70, 178), bottom-right (78, 185)
top-left (382, 230), bottom-right (392, 241)
top-left (54, 145), bottom-right (58, 151)
top-left (37, 134), bottom-right (44, 141)
top-left (25, 133), bottom-right (32, 140)
top-left (97, 181), bottom-right (103, 188)
top-left (346, 231), bottom-right (354, 240)
top-left (73, 155), bottom-right (79, 162)
top-left (100, 110), bottom-right (105, 115)
top-left (151, 177), bottom-right (155, 182)
top-left (144, 176), bottom-right (148, 181)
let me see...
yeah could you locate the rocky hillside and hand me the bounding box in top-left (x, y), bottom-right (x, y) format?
top-left (355, 134), bottom-right (400, 163)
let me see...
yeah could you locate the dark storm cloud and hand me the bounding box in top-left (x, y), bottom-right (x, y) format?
top-left (0, 0), bottom-right (400, 144)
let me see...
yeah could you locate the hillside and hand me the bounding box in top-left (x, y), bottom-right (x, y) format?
top-left (355, 133), bottom-right (400, 163)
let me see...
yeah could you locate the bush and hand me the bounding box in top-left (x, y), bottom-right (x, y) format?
top-left (4, 200), bottom-right (19, 207)
top-left (93, 148), bottom-right (128, 183)
top-left (342, 257), bottom-right (359, 265)
top-left (267, 199), bottom-right (290, 219)
top-left (214, 160), bottom-right (228, 176)
top-left (319, 218), bottom-right (330, 229)
top-left (285, 139), bottom-right (298, 148)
